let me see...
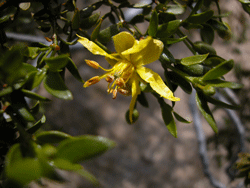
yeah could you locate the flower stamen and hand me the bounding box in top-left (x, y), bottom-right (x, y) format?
top-left (83, 76), bottom-right (100, 87)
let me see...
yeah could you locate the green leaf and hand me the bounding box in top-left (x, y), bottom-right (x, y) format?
top-left (56, 135), bottom-right (116, 163)
top-left (66, 57), bottom-right (83, 83)
top-left (0, 86), bottom-right (13, 97)
top-left (91, 19), bottom-right (103, 41)
top-left (28, 67), bottom-right (47, 89)
top-left (98, 24), bottom-right (120, 44)
top-left (193, 41), bottom-right (217, 55)
top-left (22, 89), bottom-right (50, 101)
top-left (72, 9), bottom-right (80, 30)
top-left (203, 55), bottom-right (225, 67)
top-left (5, 144), bottom-right (42, 187)
top-left (173, 111), bottom-right (191, 123)
top-left (188, 0), bottom-right (203, 17)
top-left (27, 115), bottom-right (46, 134)
top-left (168, 71), bottom-right (192, 94)
top-left (148, 10), bottom-right (158, 37)
top-left (186, 10), bottom-right (214, 24)
top-left (205, 95), bottom-right (240, 110)
top-left (164, 36), bottom-right (187, 45)
top-left (166, 4), bottom-right (185, 15)
top-left (203, 79), bottom-right (243, 89)
top-left (130, 14), bottom-right (144, 24)
top-left (200, 24), bottom-right (214, 44)
top-left (36, 131), bottom-right (72, 144)
top-left (158, 99), bottom-right (177, 137)
top-left (44, 54), bottom-right (69, 72)
top-left (180, 54), bottom-right (208, 66)
top-left (76, 168), bottom-right (99, 186)
top-left (195, 92), bottom-right (218, 133)
top-left (202, 59), bottom-right (234, 81)
top-left (44, 71), bottom-right (73, 100)
top-left (156, 20), bottom-right (182, 38)
top-left (53, 159), bottom-right (99, 186)
top-left (80, 13), bottom-right (100, 29)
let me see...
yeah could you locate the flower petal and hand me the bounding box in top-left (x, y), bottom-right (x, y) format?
top-left (77, 34), bottom-right (118, 60)
top-left (129, 75), bottom-right (141, 123)
top-left (137, 67), bottom-right (180, 101)
top-left (123, 36), bottom-right (164, 66)
top-left (113, 32), bottom-right (135, 55)
top-left (134, 39), bottom-right (164, 66)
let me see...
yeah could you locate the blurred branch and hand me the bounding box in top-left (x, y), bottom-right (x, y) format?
top-left (189, 91), bottom-right (226, 188)
top-left (6, 32), bottom-right (82, 50)
top-left (214, 90), bottom-right (245, 179)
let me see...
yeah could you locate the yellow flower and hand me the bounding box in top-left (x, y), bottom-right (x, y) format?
top-left (77, 32), bottom-right (180, 123)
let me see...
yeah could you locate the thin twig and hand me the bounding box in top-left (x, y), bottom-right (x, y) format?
top-left (189, 91), bottom-right (226, 188)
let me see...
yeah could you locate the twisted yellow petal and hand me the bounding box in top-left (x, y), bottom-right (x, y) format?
top-left (137, 67), bottom-right (180, 101)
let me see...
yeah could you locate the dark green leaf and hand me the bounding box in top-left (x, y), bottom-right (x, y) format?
top-left (158, 99), bottom-right (177, 137)
top-left (173, 111), bottom-right (191, 123)
top-left (44, 54), bottom-right (69, 72)
top-left (200, 24), bottom-right (214, 44)
top-left (175, 64), bottom-right (210, 77)
top-left (91, 19), bottom-right (103, 41)
top-left (205, 95), bottom-right (240, 110)
top-left (80, 12), bottom-right (100, 29)
top-left (158, 12), bottom-right (176, 24)
top-left (188, 0), bottom-right (203, 17)
top-left (196, 91), bottom-right (218, 133)
top-left (156, 20), bottom-right (182, 38)
top-left (22, 89), bottom-right (50, 101)
top-left (0, 86), bottom-right (13, 97)
top-left (130, 14), bottom-right (144, 24)
top-left (72, 9), bottom-right (80, 30)
top-left (164, 36), bottom-right (187, 45)
top-left (148, 10), bottom-right (158, 37)
top-left (28, 67), bottom-right (47, 89)
top-left (186, 10), bottom-right (214, 24)
top-left (180, 54), bottom-right (208, 66)
top-left (202, 59), bottom-right (234, 81)
top-left (56, 135), bottom-right (116, 162)
top-left (66, 57), bottom-right (83, 83)
top-left (44, 71), bottom-right (73, 100)
top-left (193, 41), bottom-right (217, 55)
top-left (27, 115), bottom-right (46, 134)
top-left (80, 6), bottom-right (94, 19)
top-left (98, 24), bottom-right (120, 44)
top-left (203, 55), bottom-right (225, 67)
top-left (137, 92), bottom-right (149, 107)
top-left (203, 79), bottom-right (243, 89)
top-left (168, 71), bottom-right (192, 94)
top-left (36, 131), bottom-right (72, 144)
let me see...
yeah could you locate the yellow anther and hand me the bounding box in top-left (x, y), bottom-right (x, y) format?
top-left (105, 75), bottom-right (114, 83)
top-left (115, 77), bottom-right (125, 87)
top-left (117, 88), bottom-right (130, 96)
top-left (112, 88), bottom-right (118, 99)
top-left (85, 60), bottom-right (100, 69)
top-left (83, 76), bottom-right (100, 87)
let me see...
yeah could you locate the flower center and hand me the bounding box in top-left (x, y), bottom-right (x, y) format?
top-left (105, 60), bottom-right (135, 99)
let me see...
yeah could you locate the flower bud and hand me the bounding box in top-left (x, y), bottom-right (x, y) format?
top-left (83, 76), bottom-right (100, 87)
top-left (85, 59), bottom-right (99, 69)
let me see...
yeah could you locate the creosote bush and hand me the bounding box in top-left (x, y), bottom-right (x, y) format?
top-left (0, 0), bottom-right (249, 187)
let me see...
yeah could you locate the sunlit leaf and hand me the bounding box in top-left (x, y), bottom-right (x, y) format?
top-left (180, 54), bottom-right (208, 66)
top-left (56, 135), bottom-right (116, 163)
